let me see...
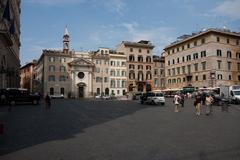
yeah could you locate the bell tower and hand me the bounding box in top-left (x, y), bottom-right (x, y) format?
top-left (63, 26), bottom-right (70, 54)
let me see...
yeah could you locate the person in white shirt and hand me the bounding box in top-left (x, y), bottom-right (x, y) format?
top-left (173, 94), bottom-right (181, 112)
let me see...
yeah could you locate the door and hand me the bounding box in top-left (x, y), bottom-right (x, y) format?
top-left (79, 86), bottom-right (84, 98)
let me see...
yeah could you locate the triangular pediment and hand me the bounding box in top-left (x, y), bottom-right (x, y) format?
top-left (68, 58), bottom-right (95, 66)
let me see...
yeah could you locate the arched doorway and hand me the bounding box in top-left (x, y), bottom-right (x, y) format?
top-left (138, 83), bottom-right (144, 92)
top-left (78, 82), bottom-right (86, 98)
top-left (146, 84), bottom-right (152, 92)
top-left (129, 84), bottom-right (133, 92)
top-left (105, 88), bottom-right (109, 95)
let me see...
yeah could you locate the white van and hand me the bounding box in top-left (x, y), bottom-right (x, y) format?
top-left (140, 92), bottom-right (165, 105)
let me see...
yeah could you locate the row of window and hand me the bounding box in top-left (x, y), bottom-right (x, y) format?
top-left (95, 60), bottom-right (126, 66)
top-left (129, 72), bottom-right (152, 80)
top-left (95, 68), bottom-right (127, 76)
top-left (130, 48), bottom-right (150, 54)
top-left (110, 70), bottom-right (126, 77)
top-left (129, 64), bottom-right (152, 70)
top-left (129, 55), bottom-right (152, 62)
top-left (168, 50), bottom-right (240, 66)
top-left (154, 69), bottom-right (165, 76)
top-left (153, 78), bottom-right (165, 88)
top-left (95, 77), bottom-right (127, 87)
top-left (48, 75), bottom-right (67, 81)
top-left (168, 51), bottom-right (206, 65)
top-left (168, 62), bottom-right (206, 76)
top-left (168, 74), bottom-right (240, 84)
top-left (49, 65), bottom-right (66, 72)
top-left (167, 38), bottom-right (206, 55)
top-left (216, 50), bottom-right (240, 58)
top-left (167, 36), bottom-right (240, 55)
top-left (110, 79), bottom-right (126, 88)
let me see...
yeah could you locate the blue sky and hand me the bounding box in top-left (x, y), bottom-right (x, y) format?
top-left (21, 0), bottom-right (240, 65)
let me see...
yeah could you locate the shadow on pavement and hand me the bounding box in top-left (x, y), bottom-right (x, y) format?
top-left (0, 99), bottom-right (154, 155)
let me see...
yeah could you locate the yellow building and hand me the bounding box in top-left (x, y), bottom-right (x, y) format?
top-left (164, 28), bottom-right (240, 90)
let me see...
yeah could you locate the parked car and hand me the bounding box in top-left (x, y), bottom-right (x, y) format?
top-left (49, 94), bottom-right (64, 99)
top-left (140, 92), bottom-right (165, 105)
top-left (6, 88), bottom-right (40, 105)
top-left (95, 95), bottom-right (111, 100)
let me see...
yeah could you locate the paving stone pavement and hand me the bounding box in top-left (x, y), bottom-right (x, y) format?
top-left (0, 98), bottom-right (240, 160)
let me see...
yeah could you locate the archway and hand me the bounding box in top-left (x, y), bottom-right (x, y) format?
top-left (129, 84), bottom-right (133, 92)
top-left (105, 88), bottom-right (109, 95)
top-left (78, 82), bottom-right (86, 98)
top-left (138, 83), bottom-right (144, 92)
top-left (146, 84), bottom-right (152, 92)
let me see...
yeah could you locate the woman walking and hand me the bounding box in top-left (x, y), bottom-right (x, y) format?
top-left (205, 94), bottom-right (214, 115)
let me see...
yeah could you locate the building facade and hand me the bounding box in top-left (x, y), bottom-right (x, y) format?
top-left (36, 28), bottom-right (95, 98)
top-left (109, 50), bottom-right (127, 96)
top-left (116, 40), bottom-right (154, 93)
top-left (153, 55), bottom-right (165, 90)
top-left (164, 28), bottom-right (240, 89)
top-left (0, 0), bottom-right (21, 89)
top-left (20, 60), bottom-right (37, 93)
top-left (90, 48), bottom-right (110, 96)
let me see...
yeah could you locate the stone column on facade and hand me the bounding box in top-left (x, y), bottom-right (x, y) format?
top-left (72, 71), bottom-right (76, 98)
top-left (89, 72), bottom-right (93, 97)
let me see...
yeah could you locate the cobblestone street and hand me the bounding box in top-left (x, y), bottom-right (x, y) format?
top-left (0, 98), bottom-right (240, 160)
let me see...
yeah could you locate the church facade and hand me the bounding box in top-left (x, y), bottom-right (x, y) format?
top-left (36, 28), bottom-right (96, 98)
top-left (36, 28), bottom-right (129, 98)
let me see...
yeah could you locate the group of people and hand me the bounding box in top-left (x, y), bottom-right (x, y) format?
top-left (174, 92), bottom-right (214, 116)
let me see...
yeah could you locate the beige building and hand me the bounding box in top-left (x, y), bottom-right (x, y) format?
top-left (164, 28), bottom-right (240, 90)
top-left (20, 60), bottom-right (37, 93)
top-left (116, 40), bottom-right (154, 93)
top-left (109, 50), bottom-right (127, 96)
top-left (153, 55), bottom-right (165, 90)
top-left (90, 48), bottom-right (110, 96)
top-left (89, 48), bottom-right (127, 97)
top-left (0, 0), bottom-right (21, 89)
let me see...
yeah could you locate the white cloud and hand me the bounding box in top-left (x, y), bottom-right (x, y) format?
top-left (212, 0), bottom-right (240, 20)
top-left (96, 0), bottom-right (126, 15)
top-left (89, 22), bottom-right (175, 53)
top-left (25, 0), bottom-right (85, 5)
top-left (122, 22), bottom-right (175, 53)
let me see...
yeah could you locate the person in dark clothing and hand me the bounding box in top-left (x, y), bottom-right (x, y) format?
top-left (180, 93), bottom-right (185, 107)
top-left (201, 92), bottom-right (206, 105)
top-left (45, 94), bottom-right (51, 109)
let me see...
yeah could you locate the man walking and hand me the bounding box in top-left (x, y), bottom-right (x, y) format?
top-left (45, 94), bottom-right (51, 110)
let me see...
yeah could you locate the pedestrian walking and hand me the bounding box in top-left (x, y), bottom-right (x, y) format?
top-left (180, 93), bottom-right (185, 107)
top-left (194, 93), bottom-right (202, 116)
top-left (45, 94), bottom-right (51, 110)
top-left (205, 94), bottom-right (214, 115)
top-left (173, 94), bottom-right (181, 112)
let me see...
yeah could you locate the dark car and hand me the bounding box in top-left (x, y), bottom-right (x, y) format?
top-left (6, 88), bottom-right (40, 105)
